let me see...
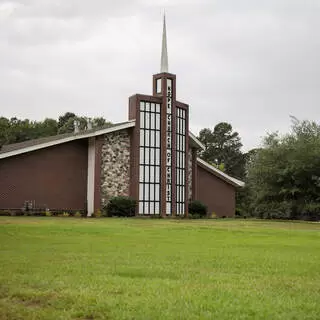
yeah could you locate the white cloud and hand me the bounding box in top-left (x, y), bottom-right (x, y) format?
top-left (0, 0), bottom-right (319, 151)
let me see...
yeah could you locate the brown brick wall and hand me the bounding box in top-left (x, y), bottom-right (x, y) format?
top-left (0, 140), bottom-right (88, 211)
top-left (196, 165), bottom-right (236, 217)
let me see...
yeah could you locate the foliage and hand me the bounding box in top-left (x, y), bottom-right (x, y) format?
top-left (92, 209), bottom-right (102, 218)
top-left (104, 196), bottom-right (137, 217)
top-left (0, 113), bottom-right (111, 148)
top-left (198, 122), bottom-right (245, 179)
top-left (74, 211), bottom-right (82, 218)
top-left (246, 119), bottom-right (320, 220)
top-left (188, 200), bottom-right (208, 218)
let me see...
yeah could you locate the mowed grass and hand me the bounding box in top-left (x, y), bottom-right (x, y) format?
top-left (0, 218), bottom-right (319, 320)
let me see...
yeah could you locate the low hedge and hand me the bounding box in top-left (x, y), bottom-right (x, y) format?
top-left (103, 196), bottom-right (137, 217)
top-left (188, 200), bottom-right (208, 218)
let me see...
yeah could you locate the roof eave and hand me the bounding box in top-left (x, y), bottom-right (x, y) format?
top-left (197, 158), bottom-right (245, 188)
top-left (0, 120), bottom-right (136, 160)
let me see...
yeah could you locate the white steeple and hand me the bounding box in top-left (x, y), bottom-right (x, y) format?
top-left (160, 13), bottom-right (168, 73)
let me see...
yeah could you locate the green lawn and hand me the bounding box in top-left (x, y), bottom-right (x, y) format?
top-left (0, 218), bottom-right (319, 320)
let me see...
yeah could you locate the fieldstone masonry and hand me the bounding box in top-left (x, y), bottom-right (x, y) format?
top-left (100, 130), bottom-right (131, 206)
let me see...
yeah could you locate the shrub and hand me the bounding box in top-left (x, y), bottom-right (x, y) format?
top-left (60, 212), bottom-right (70, 217)
top-left (0, 210), bottom-right (11, 216)
top-left (188, 200), bottom-right (207, 218)
top-left (104, 196), bottom-right (137, 217)
top-left (45, 211), bottom-right (52, 217)
top-left (92, 209), bottom-right (102, 218)
top-left (74, 211), bottom-right (82, 218)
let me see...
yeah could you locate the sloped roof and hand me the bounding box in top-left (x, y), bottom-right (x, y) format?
top-left (197, 157), bottom-right (245, 187)
top-left (0, 119), bottom-right (204, 160)
top-left (0, 120), bottom-right (135, 159)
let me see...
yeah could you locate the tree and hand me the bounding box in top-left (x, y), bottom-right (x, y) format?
top-left (58, 112), bottom-right (76, 130)
top-left (0, 113), bottom-right (110, 147)
top-left (246, 119), bottom-right (320, 220)
top-left (198, 122), bottom-right (245, 179)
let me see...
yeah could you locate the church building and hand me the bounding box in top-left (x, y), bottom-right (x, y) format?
top-left (0, 16), bottom-right (244, 217)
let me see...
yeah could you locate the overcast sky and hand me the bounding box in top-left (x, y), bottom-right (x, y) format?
top-left (0, 0), bottom-right (319, 150)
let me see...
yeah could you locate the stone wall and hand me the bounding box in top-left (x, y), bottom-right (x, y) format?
top-left (188, 148), bottom-right (193, 200)
top-left (100, 130), bottom-right (131, 206)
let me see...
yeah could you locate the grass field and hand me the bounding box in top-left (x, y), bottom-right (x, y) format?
top-left (0, 217), bottom-right (319, 320)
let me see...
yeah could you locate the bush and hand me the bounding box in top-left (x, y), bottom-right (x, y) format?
top-left (0, 210), bottom-right (11, 216)
top-left (92, 209), bottom-right (102, 218)
top-left (188, 200), bottom-right (208, 218)
top-left (104, 196), bottom-right (137, 217)
top-left (74, 211), bottom-right (82, 218)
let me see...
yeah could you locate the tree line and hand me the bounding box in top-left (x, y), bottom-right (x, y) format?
top-left (0, 112), bottom-right (112, 148)
top-left (1, 112), bottom-right (319, 220)
top-left (198, 118), bottom-right (320, 220)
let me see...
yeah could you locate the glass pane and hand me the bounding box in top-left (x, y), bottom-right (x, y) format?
top-left (156, 131), bottom-right (160, 148)
top-left (155, 149), bottom-right (160, 165)
top-left (155, 202), bottom-right (160, 214)
top-left (155, 184), bottom-right (160, 201)
top-left (145, 166), bottom-right (149, 183)
top-left (150, 148), bottom-right (155, 165)
top-left (140, 129), bottom-right (144, 146)
top-left (149, 202), bottom-right (154, 214)
top-left (150, 184), bottom-right (154, 201)
top-left (140, 101), bottom-right (145, 111)
top-left (145, 130), bottom-right (149, 147)
top-left (139, 201), bottom-right (144, 214)
top-left (145, 112), bottom-right (150, 129)
top-left (155, 167), bottom-right (160, 183)
top-left (150, 166), bottom-right (154, 183)
top-left (145, 148), bottom-right (149, 164)
top-left (156, 114), bottom-right (160, 130)
top-left (146, 102), bottom-right (150, 112)
top-left (139, 165), bottom-right (144, 182)
top-left (139, 183), bottom-right (144, 201)
top-left (166, 202), bottom-right (171, 215)
top-left (150, 131), bottom-right (155, 149)
top-left (140, 111), bottom-right (145, 129)
top-left (150, 103), bottom-right (155, 112)
top-left (156, 79), bottom-right (162, 94)
top-left (145, 202), bottom-right (149, 214)
top-left (150, 113), bottom-right (155, 130)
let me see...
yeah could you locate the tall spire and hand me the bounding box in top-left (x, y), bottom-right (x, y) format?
top-left (160, 13), bottom-right (168, 73)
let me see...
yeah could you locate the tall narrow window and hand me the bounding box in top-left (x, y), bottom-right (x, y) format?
top-left (138, 101), bottom-right (161, 214)
top-left (175, 107), bottom-right (186, 215)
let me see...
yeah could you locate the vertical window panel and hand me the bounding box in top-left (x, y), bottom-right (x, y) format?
top-left (139, 202), bottom-right (144, 214)
top-left (156, 131), bottom-right (160, 147)
top-left (155, 202), bottom-right (160, 214)
top-left (140, 111), bottom-right (145, 129)
top-left (139, 165), bottom-right (144, 182)
top-left (156, 79), bottom-right (162, 94)
top-left (150, 113), bottom-right (155, 129)
top-left (155, 185), bottom-right (160, 201)
top-left (145, 202), bottom-right (149, 214)
top-left (150, 184), bottom-right (154, 201)
top-left (139, 101), bottom-right (161, 215)
top-left (156, 114), bottom-right (160, 130)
